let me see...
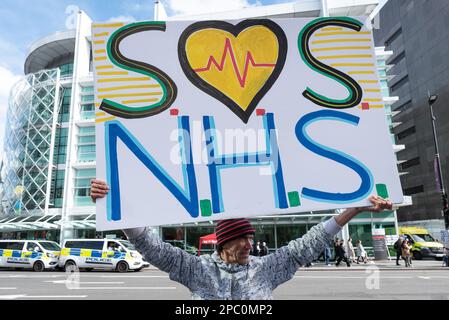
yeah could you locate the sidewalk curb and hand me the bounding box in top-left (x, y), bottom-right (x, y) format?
top-left (299, 267), bottom-right (449, 271)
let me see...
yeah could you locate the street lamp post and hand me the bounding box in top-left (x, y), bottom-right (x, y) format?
top-left (428, 93), bottom-right (449, 229)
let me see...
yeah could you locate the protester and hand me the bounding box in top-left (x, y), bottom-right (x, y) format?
top-left (355, 239), bottom-right (368, 264)
top-left (91, 179), bottom-right (392, 299)
top-left (394, 236), bottom-right (404, 266)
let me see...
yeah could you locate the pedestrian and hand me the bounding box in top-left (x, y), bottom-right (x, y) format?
top-left (355, 239), bottom-right (368, 264)
top-left (333, 237), bottom-right (340, 261)
top-left (401, 239), bottom-right (412, 267)
top-left (394, 236), bottom-right (404, 266)
top-left (335, 240), bottom-right (351, 267)
top-left (324, 244), bottom-right (332, 266)
top-left (346, 238), bottom-right (356, 263)
top-left (260, 241), bottom-right (269, 256)
top-left (252, 241), bottom-right (261, 256)
top-left (91, 179), bottom-right (392, 300)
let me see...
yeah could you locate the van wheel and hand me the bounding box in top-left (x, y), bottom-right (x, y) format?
top-left (33, 261), bottom-right (45, 272)
top-left (64, 260), bottom-right (78, 272)
top-left (413, 251), bottom-right (422, 260)
top-left (116, 261), bottom-right (129, 273)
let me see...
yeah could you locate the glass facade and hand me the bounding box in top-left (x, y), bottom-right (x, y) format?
top-left (59, 63), bottom-right (74, 77)
top-left (77, 126), bottom-right (95, 162)
top-left (59, 88), bottom-right (71, 123)
top-left (1, 69), bottom-right (61, 215)
top-left (50, 169), bottom-right (65, 208)
top-left (74, 168), bottom-right (95, 206)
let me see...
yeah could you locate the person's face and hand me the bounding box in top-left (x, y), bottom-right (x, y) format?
top-left (222, 234), bottom-right (254, 265)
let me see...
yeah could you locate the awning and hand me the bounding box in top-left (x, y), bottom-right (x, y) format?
top-left (198, 233), bottom-right (217, 256)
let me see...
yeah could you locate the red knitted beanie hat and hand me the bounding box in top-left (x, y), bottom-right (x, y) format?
top-left (216, 218), bottom-right (256, 246)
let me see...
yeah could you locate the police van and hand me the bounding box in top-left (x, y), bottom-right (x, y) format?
top-left (58, 239), bottom-right (149, 272)
top-left (0, 240), bottom-right (61, 272)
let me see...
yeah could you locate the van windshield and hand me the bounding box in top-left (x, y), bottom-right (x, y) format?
top-left (119, 240), bottom-right (135, 251)
top-left (411, 234), bottom-right (436, 243)
top-left (39, 242), bottom-right (61, 251)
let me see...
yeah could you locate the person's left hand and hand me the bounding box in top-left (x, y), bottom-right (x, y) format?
top-left (359, 195), bottom-right (393, 213)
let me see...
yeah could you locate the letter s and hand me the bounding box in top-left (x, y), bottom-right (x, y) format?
top-left (101, 22), bottom-right (177, 118)
top-left (298, 17), bottom-right (363, 109)
top-left (295, 110), bottom-right (373, 203)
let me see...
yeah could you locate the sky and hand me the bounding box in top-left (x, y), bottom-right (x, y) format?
top-left (0, 0), bottom-right (293, 160)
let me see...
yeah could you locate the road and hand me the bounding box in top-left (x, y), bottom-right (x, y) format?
top-left (0, 262), bottom-right (448, 300)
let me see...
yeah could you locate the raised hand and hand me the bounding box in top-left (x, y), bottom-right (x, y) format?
top-left (90, 179), bottom-right (109, 203)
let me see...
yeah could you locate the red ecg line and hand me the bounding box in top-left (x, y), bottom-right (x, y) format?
top-left (193, 38), bottom-right (276, 88)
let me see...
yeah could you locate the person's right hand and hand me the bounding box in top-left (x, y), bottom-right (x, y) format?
top-left (91, 179), bottom-right (109, 203)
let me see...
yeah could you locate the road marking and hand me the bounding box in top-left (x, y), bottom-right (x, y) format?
top-left (24, 295), bottom-right (87, 299)
top-left (45, 280), bottom-right (124, 284)
top-left (0, 294), bottom-right (86, 299)
top-left (294, 276), bottom-right (414, 279)
top-left (0, 275), bottom-right (62, 279)
top-left (418, 276), bottom-right (431, 279)
top-left (99, 275), bottom-right (169, 278)
top-left (0, 295), bottom-right (26, 299)
top-left (0, 288), bottom-right (16, 290)
top-left (70, 287), bottom-right (176, 290)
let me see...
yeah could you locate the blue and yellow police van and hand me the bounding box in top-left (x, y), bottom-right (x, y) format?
top-left (58, 239), bottom-right (149, 272)
top-left (0, 240), bottom-right (61, 271)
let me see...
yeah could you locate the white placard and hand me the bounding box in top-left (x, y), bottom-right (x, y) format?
top-left (92, 17), bottom-right (403, 230)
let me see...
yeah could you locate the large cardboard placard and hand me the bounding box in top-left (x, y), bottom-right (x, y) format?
top-left (93, 17), bottom-right (403, 230)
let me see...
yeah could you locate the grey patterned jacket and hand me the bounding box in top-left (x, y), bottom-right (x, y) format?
top-left (127, 218), bottom-right (341, 300)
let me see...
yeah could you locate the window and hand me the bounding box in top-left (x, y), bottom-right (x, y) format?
top-left (77, 126), bottom-right (95, 162)
top-left (389, 51), bottom-right (406, 66)
top-left (65, 241), bottom-right (103, 250)
top-left (401, 157), bottom-right (420, 170)
top-left (391, 75), bottom-right (409, 92)
top-left (393, 99), bottom-right (412, 112)
top-left (397, 126), bottom-right (416, 140)
top-left (26, 242), bottom-right (40, 252)
top-left (80, 103), bottom-right (95, 120)
top-left (276, 224), bottom-right (307, 247)
top-left (385, 28), bottom-right (402, 49)
top-left (54, 128), bottom-right (68, 164)
top-left (403, 185), bottom-right (424, 195)
top-left (50, 169), bottom-right (65, 208)
top-left (5, 242), bottom-right (25, 250)
top-left (39, 242), bottom-right (61, 251)
top-left (59, 88), bottom-right (72, 123)
top-left (74, 169), bottom-right (96, 206)
top-left (81, 95), bottom-right (94, 103)
top-left (59, 63), bottom-right (74, 77)
top-left (84, 241), bottom-right (104, 250)
top-left (81, 86), bottom-right (94, 93)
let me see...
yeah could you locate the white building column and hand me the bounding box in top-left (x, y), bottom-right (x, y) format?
top-left (320, 0), bottom-right (329, 17)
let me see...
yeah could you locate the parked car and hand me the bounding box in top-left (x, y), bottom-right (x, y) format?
top-left (58, 238), bottom-right (149, 272)
top-left (0, 240), bottom-right (60, 272)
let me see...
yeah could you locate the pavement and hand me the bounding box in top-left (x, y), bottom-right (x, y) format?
top-left (298, 259), bottom-right (447, 270)
top-left (144, 258), bottom-right (448, 271)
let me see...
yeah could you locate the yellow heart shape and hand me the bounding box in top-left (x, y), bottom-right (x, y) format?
top-left (185, 26), bottom-right (280, 112)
